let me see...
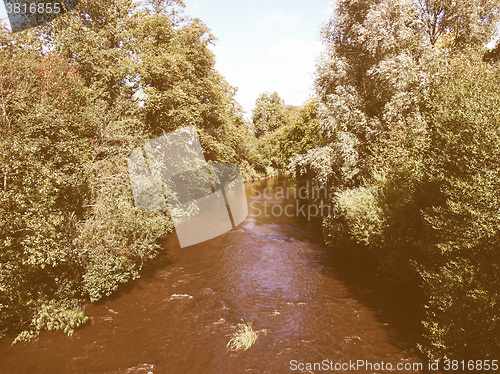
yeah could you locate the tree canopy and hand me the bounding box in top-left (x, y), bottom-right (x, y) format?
top-left (0, 0), bottom-right (263, 342)
top-left (287, 0), bottom-right (500, 360)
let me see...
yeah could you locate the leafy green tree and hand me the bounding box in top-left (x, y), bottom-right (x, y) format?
top-left (127, 1), bottom-right (260, 175)
top-left (418, 56), bottom-right (500, 360)
top-left (281, 99), bottom-right (323, 163)
top-left (43, 0), bottom-right (140, 105)
top-left (289, 0), bottom-right (500, 360)
top-left (0, 0), bottom-right (262, 343)
top-left (416, 0), bottom-right (500, 47)
top-left (0, 43), bottom-right (98, 341)
top-left (251, 91), bottom-right (288, 138)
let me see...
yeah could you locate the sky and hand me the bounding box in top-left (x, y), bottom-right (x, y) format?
top-left (182, 0), bottom-right (332, 116)
top-left (0, 0), bottom-right (333, 116)
top-left (0, 2), bottom-right (6, 24)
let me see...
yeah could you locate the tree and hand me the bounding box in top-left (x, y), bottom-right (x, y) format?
top-left (281, 99), bottom-right (323, 163)
top-left (416, 0), bottom-right (500, 48)
top-left (0, 0), bottom-right (263, 343)
top-left (43, 0), bottom-right (140, 105)
top-left (290, 0), bottom-right (500, 360)
top-left (0, 41), bottom-right (99, 341)
top-left (418, 56), bottom-right (500, 360)
top-left (251, 91), bottom-right (288, 138)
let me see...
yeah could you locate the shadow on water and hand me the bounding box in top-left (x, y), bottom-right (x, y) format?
top-left (92, 237), bottom-right (179, 305)
top-left (293, 176), bottom-right (427, 351)
top-left (322, 247), bottom-right (426, 348)
top-left (255, 176), bottom-right (428, 363)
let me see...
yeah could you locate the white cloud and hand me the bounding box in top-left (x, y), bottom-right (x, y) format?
top-left (260, 11), bottom-right (300, 28)
top-left (248, 10), bottom-right (301, 41)
top-left (326, 0), bottom-right (336, 15)
top-left (255, 36), bottom-right (321, 100)
top-left (0, 1), bottom-right (7, 19)
top-left (187, 0), bottom-right (207, 12)
top-left (182, 0), bottom-right (330, 118)
top-left (215, 36), bottom-right (322, 116)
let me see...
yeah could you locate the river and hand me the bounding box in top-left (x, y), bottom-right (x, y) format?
top-left (0, 177), bottom-right (425, 373)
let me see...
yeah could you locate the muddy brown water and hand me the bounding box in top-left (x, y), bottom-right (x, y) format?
top-left (0, 177), bottom-right (426, 373)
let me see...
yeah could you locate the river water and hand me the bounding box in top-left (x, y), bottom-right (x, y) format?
top-left (0, 177), bottom-right (425, 373)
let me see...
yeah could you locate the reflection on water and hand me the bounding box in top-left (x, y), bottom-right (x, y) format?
top-left (0, 177), bottom-right (425, 373)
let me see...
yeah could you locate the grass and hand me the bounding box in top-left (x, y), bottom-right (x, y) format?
top-left (226, 321), bottom-right (259, 352)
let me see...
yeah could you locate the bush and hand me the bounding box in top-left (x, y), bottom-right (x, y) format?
top-left (0, 38), bottom-right (174, 342)
top-left (335, 186), bottom-right (385, 246)
top-left (417, 57), bottom-right (500, 359)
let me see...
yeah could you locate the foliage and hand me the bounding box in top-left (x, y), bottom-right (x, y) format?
top-left (256, 96), bottom-right (324, 173)
top-left (0, 45), bottom-right (97, 339)
top-left (281, 99), bottom-right (323, 162)
top-left (12, 300), bottom-right (88, 343)
top-left (287, 0), bottom-right (500, 361)
top-left (415, 0), bottom-right (500, 48)
top-left (0, 0), bottom-right (262, 343)
top-left (335, 186), bottom-right (385, 247)
top-left (418, 57), bottom-right (500, 359)
top-left (251, 91), bottom-right (288, 138)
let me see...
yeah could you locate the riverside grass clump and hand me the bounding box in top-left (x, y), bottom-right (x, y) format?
top-left (227, 321), bottom-right (259, 352)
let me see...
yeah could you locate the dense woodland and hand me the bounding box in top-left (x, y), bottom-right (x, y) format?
top-left (1, 0), bottom-right (500, 362)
